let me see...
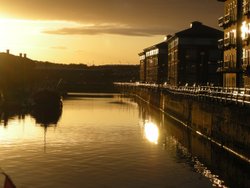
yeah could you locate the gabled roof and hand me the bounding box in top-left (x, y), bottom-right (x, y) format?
top-left (175, 21), bottom-right (223, 38)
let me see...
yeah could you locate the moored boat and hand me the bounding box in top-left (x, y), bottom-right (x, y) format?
top-left (32, 89), bottom-right (62, 109)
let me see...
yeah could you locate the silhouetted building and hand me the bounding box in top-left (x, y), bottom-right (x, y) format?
top-left (167, 21), bottom-right (223, 86)
top-left (139, 41), bottom-right (168, 84)
top-left (217, 0), bottom-right (250, 88)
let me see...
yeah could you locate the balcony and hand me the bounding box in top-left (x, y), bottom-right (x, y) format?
top-left (218, 13), bottom-right (236, 28)
top-left (224, 37), bottom-right (236, 49)
top-left (243, 58), bottom-right (250, 68)
top-left (216, 61), bottom-right (224, 72)
top-left (218, 17), bottom-right (224, 27)
top-left (224, 38), bottom-right (230, 48)
top-left (243, 3), bottom-right (250, 16)
top-left (217, 60), bottom-right (239, 73)
top-left (224, 60), bottom-right (236, 68)
top-left (222, 60), bottom-right (240, 72)
top-left (224, 13), bottom-right (230, 25)
top-left (218, 39), bottom-right (224, 49)
top-left (243, 36), bottom-right (250, 46)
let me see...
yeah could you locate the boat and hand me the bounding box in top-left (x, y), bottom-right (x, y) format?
top-left (31, 89), bottom-right (62, 110)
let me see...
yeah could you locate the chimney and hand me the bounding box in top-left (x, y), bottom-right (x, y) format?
top-left (19, 53), bottom-right (23, 58)
top-left (24, 53), bottom-right (27, 58)
top-left (6, 49), bottom-right (10, 54)
top-left (190, 21), bottom-right (202, 28)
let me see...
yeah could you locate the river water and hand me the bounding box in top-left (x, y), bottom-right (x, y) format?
top-left (0, 94), bottom-right (249, 188)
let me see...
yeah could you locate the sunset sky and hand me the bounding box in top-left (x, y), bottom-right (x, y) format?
top-left (0, 0), bottom-right (223, 65)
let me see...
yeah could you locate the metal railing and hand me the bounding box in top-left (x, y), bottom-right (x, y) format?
top-left (114, 82), bottom-right (250, 106)
top-left (218, 16), bottom-right (224, 27)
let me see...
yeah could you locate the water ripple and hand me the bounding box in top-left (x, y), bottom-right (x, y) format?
top-left (0, 97), bottom-right (245, 188)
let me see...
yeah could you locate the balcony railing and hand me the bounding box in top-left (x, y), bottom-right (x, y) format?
top-left (218, 17), bottom-right (224, 27)
top-left (114, 82), bottom-right (250, 106)
top-left (224, 60), bottom-right (236, 69)
top-left (224, 37), bottom-right (230, 47)
top-left (218, 13), bottom-right (236, 28)
top-left (224, 13), bottom-right (230, 25)
top-left (224, 37), bottom-right (236, 49)
top-left (218, 39), bottom-right (224, 49)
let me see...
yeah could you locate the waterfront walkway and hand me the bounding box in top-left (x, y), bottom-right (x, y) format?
top-left (114, 82), bottom-right (250, 106)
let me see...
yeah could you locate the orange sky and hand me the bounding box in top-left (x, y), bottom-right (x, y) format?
top-left (0, 0), bottom-right (223, 65)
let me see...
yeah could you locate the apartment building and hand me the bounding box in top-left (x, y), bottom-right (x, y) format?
top-left (242, 0), bottom-right (250, 87)
top-left (139, 41), bottom-right (168, 84)
top-left (139, 52), bottom-right (146, 82)
top-left (167, 22), bottom-right (223, 86)
top-left (218, 0), bottom-right (250, 87)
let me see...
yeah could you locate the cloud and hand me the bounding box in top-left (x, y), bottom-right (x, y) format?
top-left (0, 0), bottom-right (223, 33)
top-left (43, 24), bottom-right (174, 37)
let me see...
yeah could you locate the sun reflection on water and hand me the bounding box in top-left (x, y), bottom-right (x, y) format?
top-left (144, 121), bottom-right (159, 144)
top-left (0, 115), bottom-right (45, 145)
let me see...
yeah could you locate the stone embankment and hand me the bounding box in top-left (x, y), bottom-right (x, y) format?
top-left (115, 82), bottom-right (250, 162)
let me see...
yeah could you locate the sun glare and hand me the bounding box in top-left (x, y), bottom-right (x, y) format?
top-left (0, 17), bottom-right (81, 52)
top-left (0, 16), bottom-right (157, 64)
top-left (0, 18), bottom-right (36, 52)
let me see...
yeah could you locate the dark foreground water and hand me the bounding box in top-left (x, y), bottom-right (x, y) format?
top-left (0, 94), bottom-right (249, 188)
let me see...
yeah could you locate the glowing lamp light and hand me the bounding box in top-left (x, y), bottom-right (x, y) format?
top-left (144, 121), bottom-right (159, 144)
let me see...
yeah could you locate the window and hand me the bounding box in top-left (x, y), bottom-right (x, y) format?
top-left (243, 48), bottom-right (250, 66)
top-left (224, 73), bottom-right (236, 87)
top-left (139, 55), bottom-right (145, 60)
top-left (146, 49), bottom-right (159, 57)
top-left (185, 49), bottom-right (197, 60)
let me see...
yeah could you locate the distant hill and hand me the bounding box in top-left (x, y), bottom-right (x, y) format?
top-left (0, 52), bottom-right (139, 93)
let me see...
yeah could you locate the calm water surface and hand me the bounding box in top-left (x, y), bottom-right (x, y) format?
top-left (0, 94), bottom-right (249, 188)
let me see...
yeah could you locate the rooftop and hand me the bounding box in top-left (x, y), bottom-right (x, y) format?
top-left (175, 21), bottom-right (223, 38)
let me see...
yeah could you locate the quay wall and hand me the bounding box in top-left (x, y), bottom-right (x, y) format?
top-left (120, 85), bottom-right (250, 160)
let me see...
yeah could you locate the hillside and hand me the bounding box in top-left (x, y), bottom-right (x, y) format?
top-left (0, 52), bottom-right (139, 94)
